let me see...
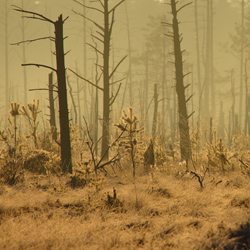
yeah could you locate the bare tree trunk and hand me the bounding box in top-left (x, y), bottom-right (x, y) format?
top-left (55, 15), bottom-right (72, 173)
top-left (82, 0), bottom-right (89, 124)
top-left (152, 84), bottom-right (158, 142)
top-left (145, 50), bottom-right (149, 136)
top-left (125, 1), bottom-right (133, 106)
top-left (76, 62), bottom-right (83, 137)
top-left (204, 0), bottom-right (211, 123)
top-left (239, 0), bottom-right (245, 129)
top-left (230, 69), bottom-right (235, 135)
top-left (48, 72), bottom-right (57, 141)
top-left (194, 0), bottom-right (202, 124)
top-left (210, 0), bottom-right (215, 118)
top-left (170, 0), bottom-right (192, 161)
top-left (101, 0), bottom-right (111, 160)
top-left (162, 33), bottom-right (166, 143)
top-left (5, 0), bottom-right (9, 127)
top-left (21, 0), bottom-right (28, 105)
top-left (245, 59), bottom-right (248, 134)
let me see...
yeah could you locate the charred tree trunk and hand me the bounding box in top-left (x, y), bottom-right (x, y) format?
top-left (152, 84), bottom-right (158, 142)
top-left (5, 0), bottom-right (9, 127)
top-left (194, 0), bottom-right (202, 123)
top-left (21, 0), bottom-right (28, 105)
top-left (76, 63), bottom-right (83, 137)
top-left (170, 0), bottom-right (192, 161)
top-left (54, 15), bottom-right (72, 173)
top-left (125, 2), bottom-right (133, 106)
top-left (145, 50), bottom-right (149, 135)
top-left (101, 0), bottom-right (111, 160)
top-left (48, 72), bottom-right (57, 141)
top-left (239, 0), bottom-right (245, 129)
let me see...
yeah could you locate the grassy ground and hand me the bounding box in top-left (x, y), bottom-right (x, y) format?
top-left (0, 162), bottom-right (250, 250)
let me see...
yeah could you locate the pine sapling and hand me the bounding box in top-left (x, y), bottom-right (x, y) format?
top-left (115, 108), bottom-right (144, 177)
top-left (20, 99), bottom-right (41, 148)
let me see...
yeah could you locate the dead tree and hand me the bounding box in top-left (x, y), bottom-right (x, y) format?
top-left (12, 7), bottom-right (72, 173)
top-left (239, 0), bottom-right (245, 128)
top-left (4, 0), bottom-right (10, 127)
top-left (48, 72), bottom-right (57, 141)
top-left (72, 0), bottom-right (126, 160)
top-left (194, 0), bottom-right (202, 123)
top-left (152, 84), bottom-right (158, 142)
top-left (163, 0), bottom-right (192, 162)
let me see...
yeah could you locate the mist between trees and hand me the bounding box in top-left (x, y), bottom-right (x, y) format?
top-left (0, 0), bottom-right (250, 174)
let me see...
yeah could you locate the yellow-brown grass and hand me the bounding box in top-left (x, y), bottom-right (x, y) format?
top-left (0, 165), bottom-right (249, 250)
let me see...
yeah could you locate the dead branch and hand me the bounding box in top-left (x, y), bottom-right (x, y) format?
top-left (29, 88), bottom-right (58, 93)
top-left (109, 9), bottom-right (115, 35)
top-left (191, 167), bottom-right (208, 189)
top-left (110, 77), bottom-right (126, 85)
top-left (10, 36), bottom-right (55, 46)
top-left (91, 34), bottom-right (104, 44)
top-left (68, 68), bottom-right (104, 91)
top-left (73, 0), bottom-right (104, 14)
top-left (71, 9), bottom-right (104, 32)
top-left (22, 63), bottom-right (56, 72)
top-left (188, 111), bottom-right (195, 119)
top-left (191, 171), bottom-right (203, 188)
top-left (186, 93), bottom-right (194, 103)
top-left (109, 55), bottom-right (127, 79)
top-left (86, 43), bottom-right (104, 55)
top-left (177, 2), bottom-right (193, 13)
top-left (83, 116), bottom-right (126, 175)
top-left (239, 159), bottom-right (249, 169)
top-left (97, 0), bottom-right (104, 8)
top-left (110, 82), bottom-right (122, 106)
top-left (12, 5), bottom-right (54, 24)
top-left (109, 0), bottom-right (125, 14)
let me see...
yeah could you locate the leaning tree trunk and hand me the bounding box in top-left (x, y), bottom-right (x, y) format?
top-left (54, 15), bottom-right (72, 173)
top-left (170, 0), bottom-right (192, 162)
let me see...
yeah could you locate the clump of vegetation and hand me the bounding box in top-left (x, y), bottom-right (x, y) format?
top-left (20, 99), bottom-right (41, 149)
top-left (0, 157), bottom-right (24, 185)
top-left (207, 138), bottom-right (229, 171)
top-left (115, 108), bottom-right (144, 177)
top-left (23, 149), bottom-right (61, 175)
top-left (0, 102), bottom-right (22, 158)
top-left (103, 187), bottom-right (123, 210)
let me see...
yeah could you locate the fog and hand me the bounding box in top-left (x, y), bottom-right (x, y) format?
top-left (0, 0), bottom-right (247, 144)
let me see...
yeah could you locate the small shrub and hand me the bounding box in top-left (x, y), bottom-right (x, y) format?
top-left (0, 157), bottom-right (24, 185)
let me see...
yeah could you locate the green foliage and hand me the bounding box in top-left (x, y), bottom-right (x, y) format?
top-left (115, 108), bottom-right (144, 177)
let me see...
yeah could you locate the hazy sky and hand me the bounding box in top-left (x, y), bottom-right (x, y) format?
top-left (0, 0), bottom-right (246, 125)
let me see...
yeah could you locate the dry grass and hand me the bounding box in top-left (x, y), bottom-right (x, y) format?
top-left (0, 164), bottom-right (250, 250)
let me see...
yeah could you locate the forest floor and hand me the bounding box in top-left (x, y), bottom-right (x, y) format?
top-left (0, 162), bottom-right (250, 250)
